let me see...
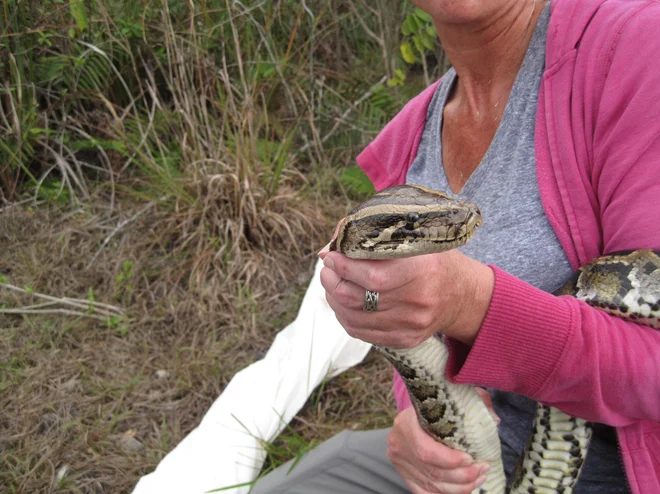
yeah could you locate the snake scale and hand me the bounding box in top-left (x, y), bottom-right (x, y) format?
top-left (329, 184), bottom-right (660, 493)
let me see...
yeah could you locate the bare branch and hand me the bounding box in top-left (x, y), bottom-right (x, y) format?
top-left (0, 308), bottom-right (112, 322)
top-left (0, 282), bottom-right (123, 317)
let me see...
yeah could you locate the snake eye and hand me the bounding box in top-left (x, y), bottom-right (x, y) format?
top-left (406, 212), bottom-right (419, 230)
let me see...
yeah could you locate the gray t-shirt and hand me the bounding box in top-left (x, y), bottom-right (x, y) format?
top-left (406, 3), bottom-right (628, 492)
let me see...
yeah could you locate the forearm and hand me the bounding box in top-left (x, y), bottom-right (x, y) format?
top-left (445, 266), bottom-right (660, 426)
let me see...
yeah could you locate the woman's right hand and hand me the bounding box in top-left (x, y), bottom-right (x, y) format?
top-left (387, 390), bottom-right (496, 494)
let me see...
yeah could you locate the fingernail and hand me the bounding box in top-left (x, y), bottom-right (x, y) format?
top-left (460, 454), bottom-right (473, 466)
top-left (489, 409), bottom-right (501, 424)
top-left (323, 255), bottom-right (335, 270)
top-left (476, 474), bottom-right (487, 487)
top-left (479, 464), bottom-right (490, 476)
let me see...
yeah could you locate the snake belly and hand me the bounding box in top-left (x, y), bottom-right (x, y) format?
top-left (330, 184), bottom-right (660, 494)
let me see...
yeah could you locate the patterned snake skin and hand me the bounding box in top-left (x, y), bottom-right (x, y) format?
top-left (330, 185), bottom-right (660, 494)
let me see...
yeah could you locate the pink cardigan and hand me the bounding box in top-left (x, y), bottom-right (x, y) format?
top-left (355, 0), bottom-right (660, 492)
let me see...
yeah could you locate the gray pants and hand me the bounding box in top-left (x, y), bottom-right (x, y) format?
top-left (251, 429), bottom-right (410, 494)
top-left (251, 427), bottom-right (630, 494)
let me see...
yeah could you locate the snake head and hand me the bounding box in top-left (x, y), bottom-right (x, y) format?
top-left (330, 185), bottom-right (482, 260)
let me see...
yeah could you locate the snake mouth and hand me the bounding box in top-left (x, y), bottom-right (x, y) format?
top-left (465, 209), bottom-right (482, 232)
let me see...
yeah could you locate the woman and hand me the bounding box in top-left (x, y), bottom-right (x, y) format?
top-left (253, 0), bottom-right (660, 492)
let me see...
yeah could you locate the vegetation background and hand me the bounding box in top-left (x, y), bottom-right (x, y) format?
top-left (0, 1), bottom-right (450, 492)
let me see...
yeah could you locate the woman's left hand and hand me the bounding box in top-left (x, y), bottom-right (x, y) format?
top-left (318, 246), bottom-right (494, 349)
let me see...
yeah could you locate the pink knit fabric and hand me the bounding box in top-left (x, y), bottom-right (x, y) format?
top-left (355, 1), bottom-right (660, 492)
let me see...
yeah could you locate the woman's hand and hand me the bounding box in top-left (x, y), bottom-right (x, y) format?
top-left (388, 404), bottom-right (493, 494)
top-left (318, 245), bottom-right (494, 348)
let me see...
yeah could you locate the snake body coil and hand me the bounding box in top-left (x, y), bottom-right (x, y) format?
top-left (329, 184), bottom-right (660, 494)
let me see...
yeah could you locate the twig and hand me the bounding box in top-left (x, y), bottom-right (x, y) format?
top-left (0, 308), bottom-right (111, 322)
top-left (299, 76), bottom-right (387, 152)
top-left (0, 282), bottom-right (123, 317)
top-left (62, 297), bottom-right (125, 314)
top-left (348, 2), bottom-right (384, 49)
top-left (85, 197), bottom-right (165, 270)
top-left (0, 198), bottom-right (38, 213)
top-left (10, 301), bottom-right (59, 310)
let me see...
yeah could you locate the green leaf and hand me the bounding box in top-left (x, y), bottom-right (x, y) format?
top-left (413, 35), bottom-right (425, 56)
top-left (70, 0), bottom-right (88, 32)
top-left (420, 32), bottom-right (436, 51)
top-left (426, 24), bottom-right (438, 38)
top-left (36, 180), bottom-right (70, 204)
top-left (340, 166), bottom-right (375, 197)
top-left (400, 42), bottom-right (417, 64)
top-left (414, 7), bottom-right (433, 22)
top-left (387, 77), bottom-right (402, 88)
top-left (405, 15), bottom-right (419, 34)
top-left (106, 315), bottom-right (122, 329)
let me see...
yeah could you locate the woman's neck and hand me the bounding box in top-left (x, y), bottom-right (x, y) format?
top-left (436, 0), bottom-right (546, 116)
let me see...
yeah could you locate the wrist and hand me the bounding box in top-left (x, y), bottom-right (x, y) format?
top-left (450, 260), bottom-right (494, 346)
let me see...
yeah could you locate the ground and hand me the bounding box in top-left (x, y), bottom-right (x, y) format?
top-left (0, 198), bottom-right (396, 493)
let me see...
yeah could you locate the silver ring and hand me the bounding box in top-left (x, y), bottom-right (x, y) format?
top-left (363, 290), bottom-right (379, 312)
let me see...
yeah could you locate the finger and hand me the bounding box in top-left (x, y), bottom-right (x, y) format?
top-left (475, 388), bottom-right (500, 424)
top-left (392, 408), bottom-right (473, 470)
top-left (396, 457), bottom-right (487, 490)
top-left (405, 478), bottom-right (436, 494)
top-left (320, 266), bottom-right (391, 311)
top-left (406, 479), bottom-right (433, 494)
top-left (392, 458), bottom-right (444, 493)
top-left (424, 463), bottom-right (489, 487)
top-left (323, 252), bottom-right (422, 292)
top-left (324, 295), bottom-right (392, 344)
top-left (426, 478), bottom-right (487, 494)
top-left (475, 387), bottom-right (492, 407)
top-left (325, 296), bottom-right (421, 348)
top-left (405, 417), bottom-right (475, 471)
top-left (403, 471), bottom-right (487, 494)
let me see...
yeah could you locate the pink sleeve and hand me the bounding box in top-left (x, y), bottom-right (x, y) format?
top-left (446, 268), bottom-right (660, 426)
top-left (443, 7), bottom-right (660, 426)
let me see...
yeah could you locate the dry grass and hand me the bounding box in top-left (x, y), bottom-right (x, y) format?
top-left (0, 199), bottom-right (396, 494)
top-left (0, 1), bottom-right (428, 492)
